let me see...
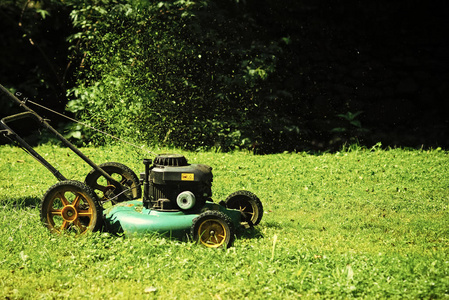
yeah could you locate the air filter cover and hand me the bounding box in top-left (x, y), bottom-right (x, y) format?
top-left (154, 154), bottom-right (188, 167)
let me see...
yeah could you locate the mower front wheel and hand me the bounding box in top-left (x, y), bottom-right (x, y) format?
top-left (40, 180), bottom-right (102, 235)
top-left (191, 211), bottom-right (234, 248)
top-left (225, 190), bottom-right (263, 226)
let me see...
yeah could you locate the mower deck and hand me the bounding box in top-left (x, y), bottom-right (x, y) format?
top-left (104, 200), bottom-right (242, 242)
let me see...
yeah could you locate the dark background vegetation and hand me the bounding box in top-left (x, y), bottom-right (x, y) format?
top-left (1, 0), bottom-right (448, 153)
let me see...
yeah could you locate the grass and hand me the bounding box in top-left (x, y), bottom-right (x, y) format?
top-left (0, 143), bottom-right (448, 299)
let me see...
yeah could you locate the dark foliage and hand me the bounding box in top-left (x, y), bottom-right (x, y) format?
top-left (1, 0), bottom-right (448, 152)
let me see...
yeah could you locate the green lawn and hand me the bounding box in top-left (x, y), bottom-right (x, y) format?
top-left (0, 144), bottom-right (448, 299)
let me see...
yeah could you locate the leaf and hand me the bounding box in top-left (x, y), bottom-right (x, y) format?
top-left (20, 251), bottom-right (28, 262)
top-left (36, 9), bottom-right (50, 19)
top-left (331, 127), bottom-right (347, 133)
top-left (144, 286), bottom-right (157, 293)
top-left (347, 265), bottom-right (354, 281)
top-left (350, 120), bottom-right (362, 128)
top-left (281, 36), bottom-right (291, 45)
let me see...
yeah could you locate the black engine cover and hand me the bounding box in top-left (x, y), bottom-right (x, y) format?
top-left (142, 155), bottom-right (213, 210)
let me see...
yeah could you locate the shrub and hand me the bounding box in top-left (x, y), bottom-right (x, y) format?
top-left (66, 0), bottom-right (283, 150)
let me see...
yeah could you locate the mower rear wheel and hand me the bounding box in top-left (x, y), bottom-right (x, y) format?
top-left (85, 162), bottom-right (141, 206)
top-left (40, 180), bottom-right (102, 235)
top-left (191, 211), bottom-right (234, 248)
top-left (225, 190), bottom-right (263, 226)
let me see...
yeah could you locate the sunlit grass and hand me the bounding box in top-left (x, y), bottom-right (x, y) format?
top-left (0, 144), bottom-right (448, 298)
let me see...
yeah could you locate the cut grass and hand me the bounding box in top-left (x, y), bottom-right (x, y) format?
top-left (0, 144), bottom-right (448, 298)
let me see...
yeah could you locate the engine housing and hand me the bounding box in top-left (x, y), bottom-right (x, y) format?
top-left (142, 154), bottom-right (213, 211)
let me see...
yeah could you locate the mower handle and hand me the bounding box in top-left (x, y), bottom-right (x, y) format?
top-left (0, 83), bottom-right (123, 194)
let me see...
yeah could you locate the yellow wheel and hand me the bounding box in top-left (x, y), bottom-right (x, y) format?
top-left (225, 190), bottom-right (263, 226)
top-left (40, 180), bottom-right (102, 235)
top-left (191, 211), bottom-right (234, 248)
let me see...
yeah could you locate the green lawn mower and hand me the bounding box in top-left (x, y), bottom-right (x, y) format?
top-left (0, 84), bottom-right (263, 248)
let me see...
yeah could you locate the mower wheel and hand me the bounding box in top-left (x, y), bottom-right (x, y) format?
top-left (85, 162), bottom-right (141, 206)
top-left (40, 180), bottom-right (102, 235)
top-left (191, 211), bottom-right (234, 248)
top-left (225, 190), bottom-right (263, 226)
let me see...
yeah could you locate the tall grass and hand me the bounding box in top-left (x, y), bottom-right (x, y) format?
top-left (0, 144), bottom-right (448, 298)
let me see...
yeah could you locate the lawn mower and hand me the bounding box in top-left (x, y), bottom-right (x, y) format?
top-left (0, 84), bottom-right (263, 248)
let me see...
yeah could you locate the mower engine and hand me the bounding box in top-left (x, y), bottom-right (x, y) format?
top-left (141, 154), bottom-right (213, 211)
top-left (105, 153), bottom-right (263, 247)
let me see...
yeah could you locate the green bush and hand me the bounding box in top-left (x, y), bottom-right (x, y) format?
top-left (66, 0), bottom-right (287, 151)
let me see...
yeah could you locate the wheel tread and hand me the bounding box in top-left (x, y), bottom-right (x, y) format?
top-left (225, 190), bottom-right (263, 225)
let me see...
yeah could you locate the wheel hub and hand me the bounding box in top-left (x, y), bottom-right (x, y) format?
top-left (103, 184), bottom-right (117, 200)
top-left (198, 220), bottom-right (227, 247)
top-left (61, 205), bottom-right (78, 222)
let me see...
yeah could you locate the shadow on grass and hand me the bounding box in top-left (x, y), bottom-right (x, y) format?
top-left (105, 223), bottom-right (264, 248)
top-left (103, 219), bottom-right (264, 248)
top-left (0, 196), bottom-right (41, 209)
top-left (237, 226), bottom-right (264, 239)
